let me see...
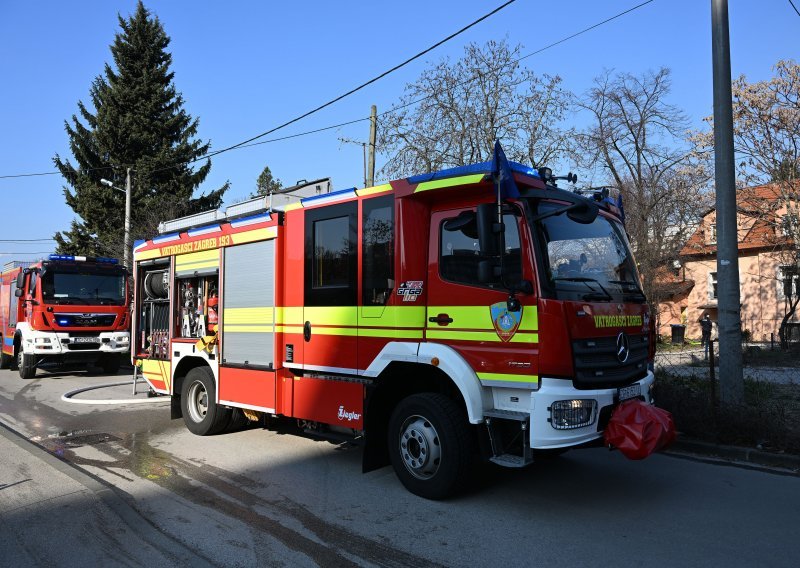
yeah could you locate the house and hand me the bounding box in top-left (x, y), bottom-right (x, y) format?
top-left (657, 182), bottom-right (799, 341)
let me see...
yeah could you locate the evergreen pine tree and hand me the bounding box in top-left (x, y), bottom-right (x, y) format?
top-left (253, 165), bottom-right (283, 197)
top-left (53, 1), bottom-right (227, 261)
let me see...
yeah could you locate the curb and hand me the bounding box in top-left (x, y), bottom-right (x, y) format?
top-left (664, 437), bottom-right (800, 475)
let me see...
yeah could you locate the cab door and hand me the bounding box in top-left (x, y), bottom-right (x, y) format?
top-left (425, 205), bottom-right (539, 389)
top-left (302, 201), bottom-right (359, 374)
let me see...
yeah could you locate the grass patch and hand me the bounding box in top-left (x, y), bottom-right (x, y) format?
top-left (654, 370), bottom-right (800, 453)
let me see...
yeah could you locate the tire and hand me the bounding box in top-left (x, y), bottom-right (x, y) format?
top-left (388, 393), bottom-right (473, 500)
top-left (0, 347), bottom-right (12, 369)
top-left (18, 351), bottom-right (37, 379)
top-left (180, 367), bottom-right (230, 435)
top-left (98, 354), bottom-right (121, 374)
top-left (224, 408), bottom-right (250, 433)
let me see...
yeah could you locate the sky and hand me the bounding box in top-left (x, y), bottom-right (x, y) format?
top-left (0, 0), bottom-right (798, 263)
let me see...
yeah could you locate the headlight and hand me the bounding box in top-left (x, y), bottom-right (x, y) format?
top-left (35, 337), bottom-right (52, 344)
top-left (550, 399), bottom-right (597, 430)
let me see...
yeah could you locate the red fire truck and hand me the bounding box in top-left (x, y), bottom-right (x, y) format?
top-left (132, 157), bottom-right (664, 499)
top-left (0, 255), bottom-right (130, 378)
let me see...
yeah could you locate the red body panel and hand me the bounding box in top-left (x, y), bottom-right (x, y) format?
top-left (218, 366), bottom-right (276, 410)
top-left (292, 376), bottom-right (364, 429)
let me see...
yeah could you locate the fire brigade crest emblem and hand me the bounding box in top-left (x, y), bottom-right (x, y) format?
top-left (490, 301), bottom-right (522, 342)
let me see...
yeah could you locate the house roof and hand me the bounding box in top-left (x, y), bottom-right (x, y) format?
top-left (680, 182), bottom-right (797, 258)
top-left (651, 265), bottom-right (695, 298)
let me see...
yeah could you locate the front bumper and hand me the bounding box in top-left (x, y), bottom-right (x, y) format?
top-left (21, 330), bottom-right (130, 355)
top-left (530, 371), bottom-right (655, 449)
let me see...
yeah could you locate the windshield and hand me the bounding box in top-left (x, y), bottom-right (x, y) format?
top-left (530, 201), bottom-right (644, 303)
top-left (42, 269), bottom-right (126, 305)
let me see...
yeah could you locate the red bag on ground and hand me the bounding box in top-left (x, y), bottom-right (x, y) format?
top-left (604, 399), bottom-right (676, 460)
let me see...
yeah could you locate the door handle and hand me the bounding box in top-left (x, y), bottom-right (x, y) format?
top-left (428, 313), bottom-right (454, 326)
top-left (303, 321), bottom-right (311, 342)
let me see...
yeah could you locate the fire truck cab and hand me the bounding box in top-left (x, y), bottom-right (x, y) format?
top-left (132, 160), bottom-right (657, 499)
top-left (0, 256), bottom-right (130, 378)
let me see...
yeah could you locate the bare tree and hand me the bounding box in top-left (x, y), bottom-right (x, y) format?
top-left (696, 60), bottom-right (800, 347)
top-left (378, 40), bottom-right (574, 179)
top-left (576, 68), bottom-right (711, 317)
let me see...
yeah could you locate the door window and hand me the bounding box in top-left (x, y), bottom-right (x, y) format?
top-left (439, 210), bottom-right (521, 288)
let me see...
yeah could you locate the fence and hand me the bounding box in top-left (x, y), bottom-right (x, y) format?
top-left (654, 337), bottom-right (800, 453)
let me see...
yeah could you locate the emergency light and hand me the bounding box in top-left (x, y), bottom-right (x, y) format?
top-left (48, 254), bottom-right (119, 264)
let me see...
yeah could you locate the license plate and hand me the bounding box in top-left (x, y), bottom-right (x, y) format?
top-left (72, 337), bottom-right (100, 344)
top-left (618, 384), bottom-right (641, 401)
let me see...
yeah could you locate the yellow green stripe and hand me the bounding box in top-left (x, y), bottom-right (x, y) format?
top-left (414, 173), bottom-right (486, 193)
top-left (231, 226), bottom-right (277, 245)
top-left (356, 184), bottom-right (392, 197)
top-left (135, 249), bottom-right (164, 262)
top-left (426, 305), bottom-right (538, 331)
top-left (303, 307), bottom-right (357, 326)
top-left (224, 307), bottom-right (274, 325)
top-left (477, 372), bottom-right (539, 383)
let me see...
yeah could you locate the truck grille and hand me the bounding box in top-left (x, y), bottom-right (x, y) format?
top-left (55, 313), bottom-right (117, 328)
top-left (572, 333), bottom-right (648, 389)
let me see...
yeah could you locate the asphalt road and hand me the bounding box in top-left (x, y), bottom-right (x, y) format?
top-left (1, 366), bottom-right (799, 567)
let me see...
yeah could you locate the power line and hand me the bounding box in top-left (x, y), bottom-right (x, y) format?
top-left (190, 0), bottom-right (518, 164)
top-left (0, 238), bottom-right (55, 243)
top-left (0, 252), bottom-right (53, 255)
top-left (0, 1), bottom-right (515, 182)
top-left (789, 0), bottom-right (800, 17)
top-left (0, 0), bottom-right (657, 181)
top-left (518, 0), bottom-right (656, 63)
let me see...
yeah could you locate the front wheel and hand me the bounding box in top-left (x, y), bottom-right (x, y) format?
top-left (388, 393), bottom-right (472, 500)
top-left (180, 367), bottom-right (230, 435)
top-left (18, 351), bottom-right (36, 379)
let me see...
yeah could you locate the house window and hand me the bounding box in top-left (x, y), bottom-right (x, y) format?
top-left (778, 265), bottom-right (799, 301)
top-left (708, 223), bottom-right (717, 244)
top-left (708, 271), bottom-right (718, 300)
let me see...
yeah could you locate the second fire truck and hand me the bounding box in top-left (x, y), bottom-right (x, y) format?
top-left (0, 255), bottom-right (130, 378)
top-left (132, 156), bottom-right (664, 499)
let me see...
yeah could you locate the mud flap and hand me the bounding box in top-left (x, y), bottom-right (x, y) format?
top-left (171, 395), bottom-right (182, 420)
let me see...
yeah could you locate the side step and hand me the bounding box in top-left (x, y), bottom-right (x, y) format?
top-left (484, 408), bottom-right (533, 468)
top-left (490, 453), bottom-right (529, 468)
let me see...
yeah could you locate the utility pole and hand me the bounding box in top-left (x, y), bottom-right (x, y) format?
top-left (367, 105), bottom-right (377, 188)
top-left (124, 167), bottom-right (132, 269)
top-left (711, 0), bottom-right (744, 403)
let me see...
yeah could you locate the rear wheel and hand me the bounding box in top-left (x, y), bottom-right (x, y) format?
top-left (180, 367), bottom-right (230, 435)
top-left (388, 393), bottom-right (472, 500)
top-left (0, 345), bottom-right (12, 369)
top-left (17, 351), bottom-right (36, 379)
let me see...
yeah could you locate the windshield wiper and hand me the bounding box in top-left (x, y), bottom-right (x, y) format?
top-left (552, 276), bottom-right (613, 301)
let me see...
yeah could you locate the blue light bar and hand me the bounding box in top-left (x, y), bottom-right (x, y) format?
top-left (407, 160), bottom-right (539, 184)
top-left (48, 254), bottom-right (119, 264)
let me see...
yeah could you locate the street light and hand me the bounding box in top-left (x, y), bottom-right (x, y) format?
top-left (100, 167), bottom-right (131, 269)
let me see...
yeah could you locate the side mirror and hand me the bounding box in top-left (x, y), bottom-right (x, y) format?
top-left (476, 203), bottom-right (501, 257)
top-left (566, 201), bottom-right (600, 224)
top-left (14, 289), bottom-right (22, 298)
top-left (15, 271), bottom-right (25, 289)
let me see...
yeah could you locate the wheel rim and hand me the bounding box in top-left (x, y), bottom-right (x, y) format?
top-left (398, 414), bottom-right (442, 480)
top-left (186, 381), bottom-right (208, 423)
top-left (17, 351), bottom-right (23, 367)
